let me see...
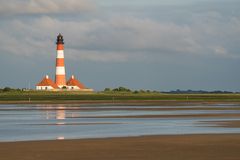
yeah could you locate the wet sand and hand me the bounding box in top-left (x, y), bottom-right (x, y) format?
top-left (68, 113), bottom-right (240, 119)
top-left (205, 120), bottom-right (240, 128)
top-left (1, 100), bottom-right (240, 106)
top-left (1, 134), bottom-right (240, 160)
top-left (2, 107), bottom-right (240, 111)
top-left (218, 120), bottom-right (240, 128)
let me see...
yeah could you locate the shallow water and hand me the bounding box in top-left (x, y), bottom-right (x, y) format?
top-left (0, 104), bottom-right (240, 142)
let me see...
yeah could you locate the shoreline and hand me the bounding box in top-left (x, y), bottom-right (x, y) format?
top-left (1, 100), bottom-right (240, 105)
top-left (1, 134), bottom-right (240, 160)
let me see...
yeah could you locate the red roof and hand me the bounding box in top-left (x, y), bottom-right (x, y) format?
top-left (36, 75), bottom-right (59, 89)
top-left (67, 75), bottom-right (86, 89)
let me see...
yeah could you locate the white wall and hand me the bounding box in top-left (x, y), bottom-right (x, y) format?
top-left (36, 86), bottom-right (94, 91)
top-left (36, 86), bottom-right (54, 90)
top-left (67, 86), bottom-right (94, 91)
top-left (67, 86), bottom-right (80, 90)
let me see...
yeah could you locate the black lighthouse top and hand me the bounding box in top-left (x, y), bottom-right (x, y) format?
top-left (56, 33), bottom-right (64, 44)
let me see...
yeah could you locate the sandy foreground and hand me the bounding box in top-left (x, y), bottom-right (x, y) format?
top-left (1, 101), bottom-right (240, 160)
top-left (1, 134), bottom-right (240, 160)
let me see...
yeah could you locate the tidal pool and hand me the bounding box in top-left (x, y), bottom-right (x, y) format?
top-left (0, 104), bottom-right (240, 142)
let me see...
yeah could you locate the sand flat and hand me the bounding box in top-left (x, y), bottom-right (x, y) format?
top-left (67, 113), bottom-right (240, 119)
top-left (1, 134), bottom-right (240, 160)
top-left (204, 120), bottom-right (240, 128)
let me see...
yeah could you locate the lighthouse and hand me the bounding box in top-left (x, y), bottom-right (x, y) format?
top-left (36, 34), bottom-right (93, 91)
top-left (55, 33), bottom-right (66, 88)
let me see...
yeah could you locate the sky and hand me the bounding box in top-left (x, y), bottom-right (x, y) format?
top-left (0, 0), bottom-right (240, 91)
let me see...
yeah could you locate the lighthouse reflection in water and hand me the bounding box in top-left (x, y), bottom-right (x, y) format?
top-left (45, 105), bottom-right (66, 120)
top-left (56, 107), bottom-right (66, 120)
top-left (44, 105), bottom-right (67, 140)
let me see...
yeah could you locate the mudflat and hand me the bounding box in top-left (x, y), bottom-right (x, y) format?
top-left (205, 120), bottom-right (240, 128)
top-left (1, 100), bottom-right (240, 105)
top-left (1, 134), bottom-right (240, 160)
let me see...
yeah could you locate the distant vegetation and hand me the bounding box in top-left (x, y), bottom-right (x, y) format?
top-left (0, 87), bottom-right (22, 92)
top-left (103, 87), bottom-right (160, 94)
top-left (102, 87), bottom-right (236, 94)
top-left (163, 89), bottom-right (235, 94)
top-left (0, 86), bottom-right (237, 94)
top-left (0, 86), bottom-right (240, 102)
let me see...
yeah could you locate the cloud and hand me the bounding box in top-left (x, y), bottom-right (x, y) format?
top-left (67, 49), bottom-right (129, 62)
top-left (0, 0), bottom-right (95, 15)
top-left (0, 9), bottom-right (240, 62)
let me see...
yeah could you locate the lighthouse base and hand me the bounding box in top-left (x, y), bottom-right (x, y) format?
top-left (36, 87), bottom-right (94, 92)
top-left (36, 75), bottom-right (93, 91)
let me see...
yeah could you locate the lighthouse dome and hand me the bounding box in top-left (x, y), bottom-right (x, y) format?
top-left (56, 33), bottom-right (64, 44)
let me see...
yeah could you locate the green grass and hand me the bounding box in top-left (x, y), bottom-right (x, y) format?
top-left (0, 91), bottom-right (240, 102)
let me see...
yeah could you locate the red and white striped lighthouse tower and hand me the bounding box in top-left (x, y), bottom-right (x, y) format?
top-left (36, 34), bottom-right (93, 91)
top-left (55, 33), bottom-right (66, 88)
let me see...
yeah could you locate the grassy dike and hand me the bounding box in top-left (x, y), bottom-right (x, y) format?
top-left (0, 91), bottom-right (240, 103)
